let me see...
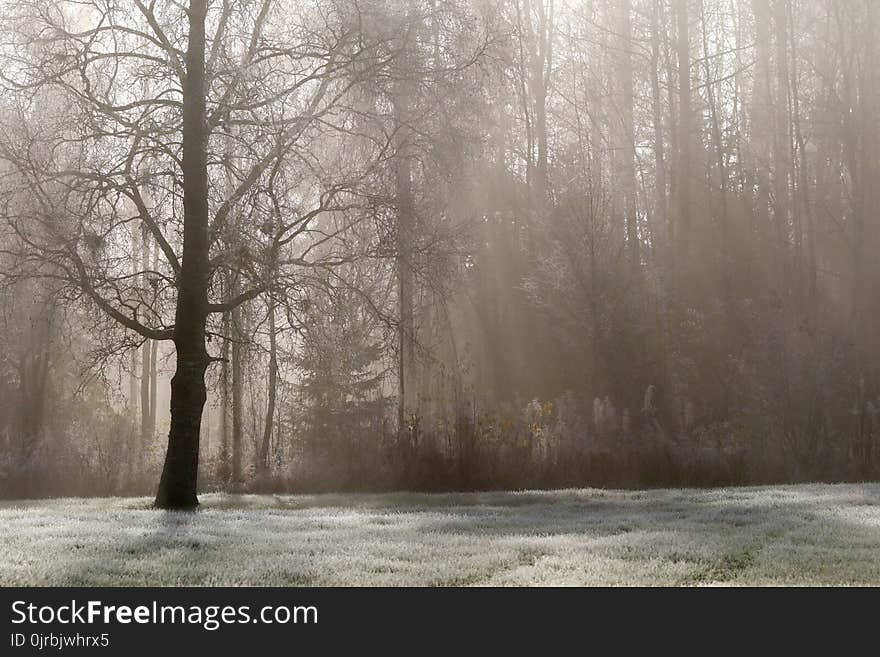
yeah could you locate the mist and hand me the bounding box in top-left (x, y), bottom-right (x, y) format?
top-left (0, 0), bottom-right (877, 504)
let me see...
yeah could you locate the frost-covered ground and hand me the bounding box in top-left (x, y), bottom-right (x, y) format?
top-left (1, 483), bottom-right (879, 586)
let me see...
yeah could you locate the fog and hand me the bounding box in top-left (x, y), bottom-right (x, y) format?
top-left (0, 0), bottom-right (877, 505)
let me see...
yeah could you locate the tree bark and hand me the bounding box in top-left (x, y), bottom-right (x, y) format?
top-left (154, 0), bottom-right (210, 510)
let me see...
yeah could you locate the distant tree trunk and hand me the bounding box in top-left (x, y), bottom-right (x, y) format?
top-left (140, 225), bottom-right (153, 443)
top-left (225, 149), bottom-right (244, 484)
top-left (129, 228), bottom-right (140, 423)
top-left (516, 0), bottom-right (552, 238)
top-left (258, 298), bottom-right (277, 474)
top-left (394, 85), bottom-right (415, 433)
top-left (155, 0), bottom-right (210, 510)
top-left (231, 305), bottom-right (244, 484)
top-left (128, 227), bottom-right (140, 481)
top-left (141, 80), bottom-right (159, 448)
top-left (650, 0), bottom-right (673, 404)
top-left (650, 0), bottom-right (669, 261)
top-left (674, 0), bottom-right (692, 276)
top-left (752, 0), bottom-right (775, 273)
top-left (218, 310), bottom-right (230, 480)
top-left (699, 0), bottom-right (730, 300)
top-left (788, 1), bottom-right (816, 312)
top-left (531, 0), bottom-right (551, 216)
top-left (662, 0), bottom-right (679, 273)
top-left (841, 1), bottom-right (879, 354)
top-left (773, 0), bottom-right (793, 287)
top-left (149, 237), bottom-right (159, 438)
top-left (617, 0), bottom-right (639, 278)
top-left (220, 118), bottom-right (247, 486)
top-left (17, 293), bottom-right (54, 445)
top-left (148, 347), bottom-right (158, 427)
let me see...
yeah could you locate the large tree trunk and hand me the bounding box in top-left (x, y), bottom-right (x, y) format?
top-left (155, 0), bottom-right (210, 510)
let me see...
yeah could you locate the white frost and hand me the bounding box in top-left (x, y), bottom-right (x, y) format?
top-left (1, 483), bottom-right (878, 585)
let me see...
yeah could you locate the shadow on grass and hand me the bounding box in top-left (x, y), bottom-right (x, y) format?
top-left (58, 510), bottom-right (214, 586)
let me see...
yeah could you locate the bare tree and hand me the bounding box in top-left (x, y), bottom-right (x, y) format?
top-left (0, 0), bottom-right (394, 507)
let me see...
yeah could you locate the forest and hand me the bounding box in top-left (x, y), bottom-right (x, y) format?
top-left (0, 0), bottom-right (878, 508)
